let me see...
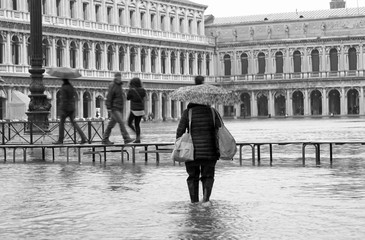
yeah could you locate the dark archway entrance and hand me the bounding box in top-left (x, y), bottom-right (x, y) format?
top-left (311, 90), bottom-right (322, 115)
top-left (292, 91), bottom-right (304, 115)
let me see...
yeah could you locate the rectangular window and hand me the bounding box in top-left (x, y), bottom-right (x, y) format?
top-left (83, 3), bottom-right (88, 20)
top-left (151, 14), bottom-right (155, 29)
top-left (140, 12), bottom-right (145, 28)
top-left (95, 5), bottom-right (100, 22)
top-left (188, 19), bottom-right (193, 34)
top-left (56, 0), bottom-right (61, 16)
top-left (12, 0), bottom-right (17, 11)
top-left (160, 15), bottom-right (165, 31)
top-left (107, 7), bottom-right (112, 24)
top-left (197, 21), bottom-right (201, 35)
top-left (119, 9), bottom-right (124, 25)
top-left (130, 10), bottom-right (134, 27)
top-left (42, 0), bottom-right (47, 15)
top-left (179, 18), bottom-right (184, 33)
top-left (70, 0), bottom-right (75, 18)
top-left (170, 17), bottom-right (174, 32)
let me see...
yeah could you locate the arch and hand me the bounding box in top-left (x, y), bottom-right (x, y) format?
top-left (188, 53), bottom-right (194, 75)
top-left (150, 49), bottom-right (157, 73)
top-left (141, 48), bottom-right (147, 72)
top-left (83, 42), bottom-right (90, 69)
top-left (240, 92), bottom-right (251, 117)
top-left (95, 44), bottom-right (102, 70)
top-left (197, 53), bottom-right (203, 75)
top-left (275, 51), bottom-right (283, 73)
top-left (292, 90), bottom-right (304, 115)
top-left (56, 40), bottom-right (64, 67)
top-left (180, 52), bottom-right (185, 74)
top-left (11, 35), bottom-right (20, 65)
top-left (206, 54), bottom-right (211, 76)
top-left (224, 54), bottom-right (231, 76)
top-left (274, 92), bottom-right (286, 116)
top-left (328, 89), bottom-right (340, 115)
top-left (151, 92), bottom-right (158, 120)
top-left (161, 50), bottom-right (167, 74)
top-left (347, 89), bottom-right (359, 114)
top-left (348, 47), bottom-right (357, 71)
top-left (107, 45), bottom-right (114, 70)
top-left (311, 49), bottom-right (319, 72)
top-left (241, 53), bottom-right (248, 75)
top-left (26, 37), bottom-right (31, 65)
top-left (83, 91), bottom-right (92, 118)
top-left (70, 41), bottom-right (77, 68)
top-left (257, 92), bottom-right (268, 116)
top-left (119, 46), bottom-right (125, 71)
top-left (258, 52), bottom-right (266, 74)
top-left (310, 90), bottom-right (322, 115)
top-left (330, 48), bottom-right (338, 71)
top-left (171, 51), bottom-right (176, 74)
top-left (161, 93), bottom-right (168, 121)
top-left (293, 50), bottom-right (301, 73)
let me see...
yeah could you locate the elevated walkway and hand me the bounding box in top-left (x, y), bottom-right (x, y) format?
top-left (1, 141), bottom-right (364, 166)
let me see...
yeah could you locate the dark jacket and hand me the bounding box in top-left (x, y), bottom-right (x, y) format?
top-left (127, 87), bottom-right (146, 111)
top-left (176, 103), bottom-right (221, 163)
top-left (60, 80), bottom-right (76, 112)
top-left (105, 80), bottom-right (124, 111)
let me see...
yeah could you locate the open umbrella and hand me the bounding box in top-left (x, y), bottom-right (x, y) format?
top-left (47, 67), bottom-right (81, 79)
top-left (170, 84), bottom-right (240, 105)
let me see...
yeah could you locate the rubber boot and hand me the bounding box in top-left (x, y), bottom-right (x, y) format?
top-left (187, 181), bottom-right (199, 203)
top-left (202, 179), bottom-right (214, 202)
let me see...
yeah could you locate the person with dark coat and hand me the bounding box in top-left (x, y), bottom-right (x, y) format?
top-left (175, 76), bottom-right (221, 203)
top-left (102, 72), bottom-right (134, 144)
top-left (127, 78), bottom-right (146, 143)
top-left (53, 78), bottom-right (87, 144)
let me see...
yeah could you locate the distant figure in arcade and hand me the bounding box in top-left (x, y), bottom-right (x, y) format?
top-left (53, 78), bottom-right (87, 144)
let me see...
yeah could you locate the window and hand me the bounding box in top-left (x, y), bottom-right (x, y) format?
top-left (0, 36), bottom-right (4, 64)
top-left (161, 51), bottom-right (166, 74)
top-left (140, 12), bottom-right (145, 28)
top-left (258, 52), bottom-right (266, 74)
top-left (330, 48), bottom-right (338, 71)
top-left (11, 36), bottom-right (20, 65)
top-left (70, 0), bottom-right (76, 18)
top-left (95, 5), bottom-right (101, 22)
top-left (70, 41), bottom-right (77, 68)
top-left (160, 15), bottom-right (165, 31)
top-left (130, 10), bottom-right (135, 27)
top-left (119, 47), bottom-right (125, 71)
top-left (42, 0), bottom-right (47, 15)
top-left (56, 40), bottom-right (63, 67)
top-left (83, 3), bottom-right (89, 20)
top-left (107, 7), bottom-right (112, 24)
top-left (197, 54), bottom-right (202, 75)
top-left (107, 46), bottom-right (113, 70)
top-left (197, 21), bottom-right (201, 35)
top-left (26, 38), bottom-right (30, 65)
top-left (348, 47), bottom-right (357, 70)
top-left (56, 0), bottom-right (61, 17)
top-left (171, 52), bottom-right (176, 74)
top-left (151, 50), bottom-right (157, 73)
top-left (180, 52), bottom-right (185, 74)
top-left (95, 44), bottom-right (102, 70)
top-left (189, 53), bottom-right (194, 74)
top-left (12, 0), bottom-right (17, 11)
top-left (311, 49), bottom-right (319, 72)
top-left (224, 54), bottom-right (231, 76)
top-left (241, 53), bottom-right (248, 75)
top-left (275, 52), bottom-right (283, 73)
top-left (206, 54), bottom-right (210, 76)
top-left (42, 39), bottom-right (50, 67)
top-left (151, 14), bottom-right (156, 29)
top-left (188, 19), bottom-right (193, 34)
top-left (170, 17), bottom-right (175, 32)
top-left (130, 47), bottom-right (137, 72)
top-left (141, 49), bottom-right (147, 72)
top-left (83, 43), bottom-right (90, 69)
top-left (293, 50), bottom-right (301, 73)
top-left (179, 18), bottom-right (184, 33)
top-left (119, 9), bottom-right (124, 25)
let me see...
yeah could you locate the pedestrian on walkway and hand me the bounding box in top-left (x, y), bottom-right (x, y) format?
top-left (102, 72), bottom-right (134, 145)
top-left (53, 78), bottom-right (87, 144)
top-left (127, 77), bottom-right (146, 143)
top-left (175, 75), bottom-right (221, 203)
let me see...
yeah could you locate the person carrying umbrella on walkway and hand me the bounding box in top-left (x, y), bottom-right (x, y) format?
top-left (173, 76), bottom-right (223, 203)
top-left (48, 67), bottom-right (87, 144)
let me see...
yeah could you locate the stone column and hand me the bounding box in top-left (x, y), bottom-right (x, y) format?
top-left (287, 90), bottom-right (292, 116)
top-left (304, 89), bottom-right (309, 116)
top-left (341, 87), bottom-right (346, 115)
top-left (360, 87), bottom-right (364, 115)
top-left (252, 91), bottom-right (257, 117)
top-left (322, 88), bottom-right (327, 116)
top-left (268, 90), bottom-right (274, 116)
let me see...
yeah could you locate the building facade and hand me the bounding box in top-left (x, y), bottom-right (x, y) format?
top-left (1, 0), bottom-right (365, 120)
top-left (0, 0), bottom-right (215, 121)
top-left (206, 1), bottom-right (365, 118)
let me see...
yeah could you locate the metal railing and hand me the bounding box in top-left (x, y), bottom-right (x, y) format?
top-left (0, 119), bottom-right (105, 145)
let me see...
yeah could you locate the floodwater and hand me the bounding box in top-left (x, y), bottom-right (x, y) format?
top-left (1, 118), bottom-right (365, 239)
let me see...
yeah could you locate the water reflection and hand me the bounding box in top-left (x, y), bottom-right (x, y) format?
top-left (1, 119), bottom-right (365, 239)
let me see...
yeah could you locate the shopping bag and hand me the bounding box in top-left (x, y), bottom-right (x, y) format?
top-left (212, 108), bottom-right (237, 160)
top-left (172, 109), bottom-right (194, 162)
top-left (171, 132), bottom-right (194, 162)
